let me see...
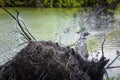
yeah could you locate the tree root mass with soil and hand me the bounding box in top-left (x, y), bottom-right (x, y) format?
top-left (0, 41), bottom-right (109, 80)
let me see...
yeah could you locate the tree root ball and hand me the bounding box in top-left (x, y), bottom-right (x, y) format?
top-left (0, 41), bottom-right (108, 80)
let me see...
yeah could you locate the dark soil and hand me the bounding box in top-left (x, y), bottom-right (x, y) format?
top-left (0, 41), bottom-right (109, 80)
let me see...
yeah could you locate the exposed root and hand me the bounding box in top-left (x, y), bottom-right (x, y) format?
top-left (0, 41), bottom-right (109, 80)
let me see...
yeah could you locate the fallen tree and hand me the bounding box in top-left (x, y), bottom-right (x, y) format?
top-left (0, 7), bottom-right (120, 80)
top-left (0, 40), bottom-right (109, 80)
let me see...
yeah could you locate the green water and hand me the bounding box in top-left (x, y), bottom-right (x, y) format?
top-left (0, 8), bottom-right (85, 63)
top-left (0, 7), bottom-right (120, 77)
top-left (0, 7), bottom-right (120, 54)
top-left (0, 8), bottom-right (83, 45)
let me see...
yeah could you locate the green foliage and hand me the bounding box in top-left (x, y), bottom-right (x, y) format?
top-left (29, 0), bottom-right (34, 4)
top-left (107, 0), bottom-right (114, 4)
top-left (87, 38), bottom-right (97, 52)
top-left (0, 0), bottom-right (83, 7)
top-left (57, 0), bottom-right (62, 8)
top-left (43, 0), bottom-right (53, 7)
top-left (0, 0), bottom-right (119, 7)
top-left (0, 0), bottom-right (4, 6)
top-left (72, 0), bottom-right (80, 7)
top-left (50, 0), bottom-right (53, 8)
top-left (43, 0), bottom-right (80, 8)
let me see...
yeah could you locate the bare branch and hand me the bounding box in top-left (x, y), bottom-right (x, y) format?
top-left (16, 10), bottom-right (32, 41)
top-left (106, 66), bottom-right (120, 69)
top-left (19, 19), bottom-right (36, 41)
top-left (106, 51), bottom-right (120, 68)
top-left (1, 6), bottom-right (36, 42)
top-left (100, 37), bottom-right (106, 61)
top-left (99, 33), bottom-right (107, 61)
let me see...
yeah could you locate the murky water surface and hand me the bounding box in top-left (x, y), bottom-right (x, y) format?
top-left (0, 7), bottom-right (120, 77)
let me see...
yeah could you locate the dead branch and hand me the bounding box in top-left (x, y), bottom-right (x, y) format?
top-left (1, 6), bottom-right (36, 42)
top-left (100, 29), bottom-right (112, 61)
top-left (106, 66), bottom-right (120, 69)
top-left (100, 36), bottom-right (106, 61)
top-left (19, 19), bottom-right (36, 41)
top-left (106, 50), bottom-right (120, 68)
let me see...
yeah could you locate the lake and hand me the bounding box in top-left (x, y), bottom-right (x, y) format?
top-left (0, 7), bottom-right (120, 77)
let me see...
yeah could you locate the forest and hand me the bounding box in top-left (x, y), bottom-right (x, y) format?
top-left (0, 0), bottom-right (119, 7)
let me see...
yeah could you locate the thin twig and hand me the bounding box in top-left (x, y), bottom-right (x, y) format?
top-left (101, 37), bottom-right (106, 60)
top-left (100, 29), bottom-right (111, 61)
top-left (107, 55), bottom-right (120, 67)
top-left (106, 51), bottom-right (120, 68)
top-left (16, 10), bottom-right (32, 41)
top-left (1, 7), bottom-right (36, 42)
top-left (106, 66), bottom-right (120, 69)
top-left (20, 20), bottom-right (36, 41)
top-left (16, 26), bottom-right (29, 41)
